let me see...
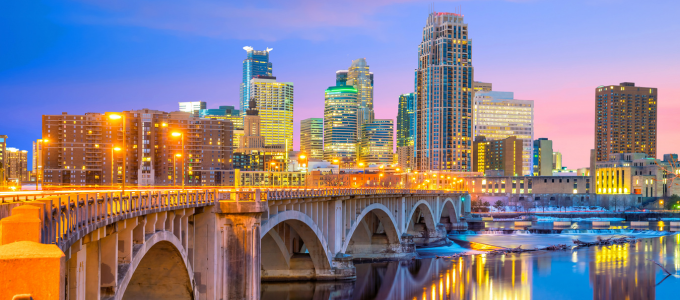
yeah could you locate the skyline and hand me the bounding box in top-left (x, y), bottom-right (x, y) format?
top-left (2, 0), bottom-right (680, 170)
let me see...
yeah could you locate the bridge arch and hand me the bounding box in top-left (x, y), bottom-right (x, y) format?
top-left (341, 203), bottom-right (401, 255)
top-left (406, 200), bottom-right (437, 233)
top-left (260, 210), bottom-right (333, 280)
top-left (117, 231), bottom-right (195, 300)
top-left (441, 197), bottom-right (460, 223)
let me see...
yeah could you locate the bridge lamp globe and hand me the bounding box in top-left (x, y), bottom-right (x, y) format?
top-left (172, 132), bottom-right (182, 137)
top-left (109, 114), bottom-right (122, 120)
top-left (113, 147), bottom-right (121, 151)
top-left (175, 154), bottom-right (181, 157)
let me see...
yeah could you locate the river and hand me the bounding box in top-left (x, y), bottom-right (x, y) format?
top-left (262, 224), bottom-right (679, 300)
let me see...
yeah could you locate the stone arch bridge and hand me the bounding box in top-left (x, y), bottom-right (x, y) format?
top-left (0, 188), bottom-right (469, 300)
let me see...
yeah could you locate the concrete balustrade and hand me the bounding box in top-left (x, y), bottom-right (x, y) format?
top-left (0, 187), bottom-right (469, 300)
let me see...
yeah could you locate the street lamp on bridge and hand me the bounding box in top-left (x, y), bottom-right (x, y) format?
top-left (171, 132), bottom-right (185, 190)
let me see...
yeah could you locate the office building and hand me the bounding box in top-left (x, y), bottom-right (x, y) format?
top-left (397, 93), bottom-right (416, 147)
top-left (178, 102), bottom-right (206, 115)
top-left (0, 135), bottom-right (6, 185)
top-left (595, 152), bottom-right (680, 199)
top-left (473, 91), bottom-right (534, 175)
top-left (337, 58), bottom-right (374, 137)
top-left (233, 98), bottom-right (286, 171)
top-left (359, 119), bottom-right (394, 165)
top-left (5, 147), bottom-right (28, 181)
top-left (323, 86), bottom-right (359, 163)
top-left (473, 136), bottom-right (522, 176)
top-left (42, 110), bottom-right (234, 187)
top-left (249, 76), bottom-right (294, 151)
top-left (240, 46), bottom-right (273, 116)
top-left (533, 138), bottom-right (553, 176)
top-left (553, 152), bottom-right (562, 170)
top-left (415, 12), bottom-right (473, 171)
top-left (473, 81), bottom-right (492, 93)
top-left (199, 105), bottom-right (243, 129)
top-left (300, 118), bottom-right (324, 160)
top-left (595, 82), bottom-right (657, 161)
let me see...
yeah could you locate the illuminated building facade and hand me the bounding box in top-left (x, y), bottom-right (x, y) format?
top-left (199, 106), bottom-right (242, 129)
top-left (472, 136), bottom-right (522, 176)
top-left (533, 138), bottom-right (553, 176)
top-left (359, 119), bottom-right (394, 165)
top-left (33, 139), bottom-right (45, 184)
top-left (300, 118), bottom-right (324, 160)
top-left (323, 86), bottom-right (358, 163)
top-left (594, 153), bottom-right (680, 199)
top-left (415, 12), bottom-right (474, 171)
top-left (250, 76), bottom-right (294, 151)
top-left (5, 147), bottom-right (28, 181)
top-left (178, 101), bottom-right (206, 115)
top-left (473, 81), bottom-right (492, 93)
top-left (595, 82), bottom-right (657, 161)
top-left (337, 58), bottom-right (374, 137)
top-left (552, 151), bottom-right (562, 170)
top-left (473, 91), bottom-right (534, 175)
top-left (240, 46), bottom-right (273, 116)
top-left (397, 93), bottom-right (416, 147)
top-left (42, 110), bottom-right (234, 187)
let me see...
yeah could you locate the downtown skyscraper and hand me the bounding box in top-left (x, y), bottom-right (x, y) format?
top-left (415, 12), bottom-right (473, 171)
top-left (336, 58), bottom-right (374, 139)
top-left (240, 46), bottom-right (273, 116)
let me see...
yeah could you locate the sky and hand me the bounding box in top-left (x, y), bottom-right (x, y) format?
top-left (1, 0), bottom-right (679, 170)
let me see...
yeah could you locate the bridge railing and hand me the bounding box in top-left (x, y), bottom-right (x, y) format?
top-left (226, 187), bottom-right (464, 201)
top-left (32, 190), bottom-right (217, 251)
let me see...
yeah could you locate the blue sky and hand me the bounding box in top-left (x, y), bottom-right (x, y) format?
top-left (2, 0), bottom-right (679, 169)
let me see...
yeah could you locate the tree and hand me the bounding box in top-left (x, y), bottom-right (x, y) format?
top-left (483, 201), bottom-right (491, 207)
top-left (664, 194), bottom-right (680, 210)
top-left (493, 200), bottom-right (504, 212)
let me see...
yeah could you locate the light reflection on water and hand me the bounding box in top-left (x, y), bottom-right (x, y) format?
top-left (261, 234), bottom-right (680, 300)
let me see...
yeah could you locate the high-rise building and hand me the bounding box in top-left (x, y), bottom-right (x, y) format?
top-left (552, 152), bottom-right (562, 170)
top-left (533, 138), bottom-right (553, 176)
top-left (473, 91), bottom-right (534, 175)
top-left (5, 147), bottom-right (28, 181)
top-left (0, 135), bottom-right (6, 185)
top-left (473, 81), bottom-right (492, 93)
top-left (300, 118), bottom-right (324, 160)
top-left (595, 82), bottom-right (657, 161)
top-left (42, 110), bottom-right (234, 187)
top-left (199, 106), bottom-right (242, 129)
top-left (240, 47), bottom-right (273, 116)
top-left (238, 99), bottom-right (266, 151)
top-left (232, 98), bottom-right (286, 172)
top-left (337, 59), bottom-right (374, 138)
top-left (250, 76), bottom-right (294, 151)
top-left (397, 93), bottom-right (416, 147)
top-left (473, 136), bottom-right (522, 176)
top-left (396, 145), bottom-right (415, 171)
top-left (415, 11), bottom-right (473, 171)
top-left (33, 139), bottom-right (46, 184)
top-left (359, 119), bottom-right (394, 165)
top-left (178, 102), bottom-right (206, 115)
top-left (323, 86), bottom-right (359, 163)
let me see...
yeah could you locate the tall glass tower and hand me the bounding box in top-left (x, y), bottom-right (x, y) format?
top-left (336, 58), bottom-right (374, 139)
top-left (415, 12), bottom-right (473, 171)
top-left (323, 86), bottom-right (358, 163)
top-left (397, 93), bottom-right (416, 147)
top-left (240, 46), bottom-right (273, 116)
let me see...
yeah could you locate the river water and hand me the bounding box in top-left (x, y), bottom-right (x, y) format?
top-left (262, 223), bottom-right (680, 300)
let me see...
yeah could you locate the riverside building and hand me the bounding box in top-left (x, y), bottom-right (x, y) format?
top-left (323, 86), bottom-right (359, 164)
top-left (300, 118), bottom-right (324, 160)
top-left (249, 76), bottom-right (294, 152)
top-left (595, 82), bottom-right (657, 161)
top-left (359, 119), bottom-right (394, 165)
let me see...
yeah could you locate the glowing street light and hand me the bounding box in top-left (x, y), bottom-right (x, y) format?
top-left (171, 132), bottom-right (185, 189)
top-left (111, 146), bottom-right (121, 187)
top-left (109, 114), bottom-right (127, 192)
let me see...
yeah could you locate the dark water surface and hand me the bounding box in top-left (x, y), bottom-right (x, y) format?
top-left (262, 234), bottom-right (680, 300)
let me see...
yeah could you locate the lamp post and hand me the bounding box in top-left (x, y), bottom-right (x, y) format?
top-left (111, 146), bottom-right (121, 187)
top-left (173, 154), bottom-right (182, 187)
top-left (109, 114), bottom-right (127, 193)
top-left (172, 132), bottom-right (185, 190)
top-left (358, 162), bottom-right (365, 188)
top-left (269, 161), bottom-right (276, 188)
